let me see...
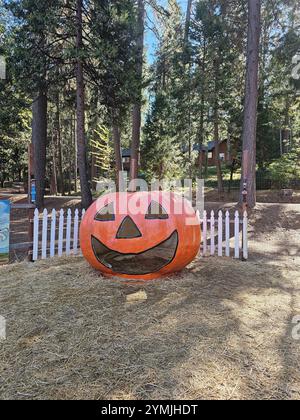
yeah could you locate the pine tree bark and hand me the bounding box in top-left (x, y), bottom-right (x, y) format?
top-left (68, 117), bottom-right (73, 196)
top-left (213, 103), bottom-right (224, 194)
top-left (89, 88), bottom-right (99, 188)
top-left (197, 35), bottom-right (206, 179)
top-left (213, 58), bottom-right (224, 194)
top-left (56, 93), bottom-right (65, 196)
top-left (130, 0), bottom-right (145, 186)
top-left (32, 89), bottom-right (47, 210)
top-left (50, 158), bottom-right (58, 196)
top-left (50, 133), bottom-right (58, 196)
top-left (239, 0), bottom-right (261, 209)
top-left (76, 0), bottom-right (93, 209)
top-left (184, 0), bottom-right (193, 178)
top-left (197, 103), bottom-right (204, 178)
top-left (112, 124), bottom-right (123, 191)
top-left (73, 114), bottom-right (78, 194)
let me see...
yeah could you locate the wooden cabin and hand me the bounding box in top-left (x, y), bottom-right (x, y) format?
top-left (194, 139), bottom-right (232, 166)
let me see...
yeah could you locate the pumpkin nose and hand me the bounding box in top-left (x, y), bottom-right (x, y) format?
top-left (116, 216), bottom-right (142, 239)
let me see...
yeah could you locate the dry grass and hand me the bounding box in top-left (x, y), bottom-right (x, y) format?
top-left (1, 202), bottom-right (300, 400)
top-left (1, 244), bottom-right (300, 400)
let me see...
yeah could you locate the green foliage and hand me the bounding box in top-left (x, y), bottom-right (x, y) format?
top-left (1, 0), bottom-right (300, 191)
top-left (6, 0), bottom-right (66, 95)
top-left (0, 136), bottom-right (28, 186)
top-left (1, 0), bottom-right (139, 191)
top-left (142, 0), bottom-right (185, 181)
top-left (268, 141), bottom-right (300, 187)
top-left (90, 126), bottom-right (113, 179)
top-left (256, 2), bottom-right (300, 169)
top-left (142, 93), bottom-right (183, 181)
top-left (86, 0), bottom-right (139, 125)
top-left (0, 1), bottom-right (31, 185)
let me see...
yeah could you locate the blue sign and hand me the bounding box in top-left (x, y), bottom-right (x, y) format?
top-left (0, 200), bottom-right (10, 264)
top-left (31, 180), bottom-right (36, 204)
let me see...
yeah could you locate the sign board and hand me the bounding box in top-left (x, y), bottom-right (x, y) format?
top-left (0, 200), bottom-right (10, 265)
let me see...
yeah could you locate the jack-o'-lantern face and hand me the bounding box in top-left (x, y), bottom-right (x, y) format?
top-left (80, 192), bottom-right (201, 280)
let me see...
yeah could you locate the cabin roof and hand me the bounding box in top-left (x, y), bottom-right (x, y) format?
top-left (122, 148), bottom-right (131, 158)
top-left (193, 139), bottom-right (227, 152)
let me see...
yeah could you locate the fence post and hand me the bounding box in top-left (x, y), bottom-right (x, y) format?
top-left (243, 211), bottom-right (248, 261)
top-left (73, 209), bottom-right (79, 255)
top-left (33, 209), bottom-right (39, 261)
top-left (50, 209), bottom-right (56, 258)
top-left (203, 210), bottom-right (207, 256)
top-left (218, 210), bottom-right (223, 257)
top-left (58, 209), bottom-right (64, 257)
top-left (66, 209), bottom-right (72, 256)
top-left (210, 210), bottom-right (215, 256)
top-left (234, 211), bottom-right (240, 259)
top-left (41, 209), bottom-right (48, 259)
top-left (225, 211), bottom-right (230, 257)
top-left (28, 207), bottom-right (35, 261)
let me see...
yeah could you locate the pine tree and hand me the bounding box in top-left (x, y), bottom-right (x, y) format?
top-left (6, 0), bottom-right (66, 208)
top-left (130, 0), bottom-right (145, 185)
top-left (142, 0), bottom-right (184, 181)
top-left (240, 0), bottom-right (262, 209)
top-left (90, 126), bottom-right (113, 179)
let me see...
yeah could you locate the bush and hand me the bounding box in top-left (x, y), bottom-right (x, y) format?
top-left (268, 143), bottom-right (300, 188)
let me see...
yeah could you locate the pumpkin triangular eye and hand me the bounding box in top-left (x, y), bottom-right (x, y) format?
top-left (146, 201), bottom-right (169, 220)
top-left (95, 203), bottom-right (115, 221)
top-left (116, 216), bottom-right (142, 239)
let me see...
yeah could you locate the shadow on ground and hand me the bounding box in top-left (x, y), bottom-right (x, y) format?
top-left (0, 245), bottom-right (299, 400)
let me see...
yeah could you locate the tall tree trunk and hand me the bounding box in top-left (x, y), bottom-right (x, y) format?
top-left (56, 93), bottom-right (65, 196)
top-left (89, 88), bottom-right (99, 189)
top-left (213, 104), bottom-right (224, 194)
top-left (184, 0), bottom-right (193, 45)
top-left (76, 0), bottom-right (93, 209)
top-left (282, 94), bottom-right (291, 152)
top-left (68, 166), bottom-right (72, 196)
top-left (91, 152), bottom-right (97, 185)
top-left (112, 124), bottom-right (123, 191)
top-left (50, 158), bottom-right (58, 196)
top-left (32, 89), bottom-right (47, 210)
top-left (184, 0), bottom-right (193, 178)
top-left (239, 0), bottom-right (261, 209)
top-left (68, 117), bottom-right (73, 196)
top-left (50, 133), bottom-right (58, 196)
top-left (197, 35), bottom-right (206, 179)
top-left (213, 58), bottom-right (224, 194)
top-left (73, 114), bottom-right (78, 194)
top-left (197, 104), bottom-right (204, 178)
top-left (130, 0), bottom-right (145, 186)
top-left (228, 158), bottom-right (237, 194)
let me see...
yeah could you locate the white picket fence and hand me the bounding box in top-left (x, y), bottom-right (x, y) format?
top-left (201, 210), bottom-right (248, 260)
top-left (32, 208), bottom-right (85, 261)
top-left (32, 209), bottom-right (248, 261)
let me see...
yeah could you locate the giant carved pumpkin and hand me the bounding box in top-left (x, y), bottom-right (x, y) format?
top-left (80, 191), bottom-right (201, 280)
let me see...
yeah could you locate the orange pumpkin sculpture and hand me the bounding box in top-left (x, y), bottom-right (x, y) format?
top-left (80, 191), bottom-right (201, 280)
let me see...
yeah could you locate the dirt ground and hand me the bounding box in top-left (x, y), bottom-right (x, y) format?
top-left (0, 202), bottom-right (300, 400)
top-left (205, 189), bottom-right (300, 203)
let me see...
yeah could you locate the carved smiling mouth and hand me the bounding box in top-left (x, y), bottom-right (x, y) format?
top-left (91, 231), bottom-right (178, 276)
